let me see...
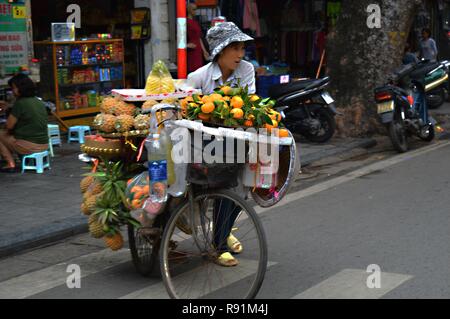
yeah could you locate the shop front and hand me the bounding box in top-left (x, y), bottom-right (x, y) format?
top-left (193, 0), bottom-right (340, 96)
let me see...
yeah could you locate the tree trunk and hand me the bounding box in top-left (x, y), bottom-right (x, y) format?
top-left (327, 0), bottom-right (421, 137)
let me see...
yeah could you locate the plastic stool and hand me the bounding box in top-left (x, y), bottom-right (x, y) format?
top-left (68, 126), bottom-right (91, 144)
top-left (48, 124), bottom-right (62, 157)
top-left (22, 151), bottom-right (50, 174)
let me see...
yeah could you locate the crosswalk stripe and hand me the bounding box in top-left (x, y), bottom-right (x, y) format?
top-left (0, 248), bottom-right (131, 299)
top-left (121, 260), bottom-right (277, 299)
top-left (291, 269), bottom-right (413, 299)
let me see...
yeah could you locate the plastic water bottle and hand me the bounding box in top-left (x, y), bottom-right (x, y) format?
top-left (159, 126), bottom-right (175, 186)
top-left (146, 133), bottom-right (168, 203)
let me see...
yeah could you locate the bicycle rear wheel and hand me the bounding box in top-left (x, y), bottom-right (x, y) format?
top-left (160, 189), bottom-right (267, 299)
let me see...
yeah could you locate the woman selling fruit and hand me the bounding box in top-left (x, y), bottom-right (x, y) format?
top-left (187, 22), bottom-right (255, 267)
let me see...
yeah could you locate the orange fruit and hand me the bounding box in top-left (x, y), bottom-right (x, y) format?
top-left (231, 96), bottom-right (244, 109)
top-left (198, 113), bottom-right (211, 121)
top-left (247, 114), bottom-right (255, 121)
top-left (223, 96), bottom-right (231, 102)
top-left (142, 185), bottom-right (150, 194)
top-left (230, 108), bottom-right (244, 119)
top-left (134, 190), bottom-right (146, 201)
top-left (244, 120), bottom-right (254, 127)
top-left (153, 182), bottom-right (166, 197)
top-left (201, 95), bottom-right (212, 104)
top-left (201, 102), bottom-right (215, 114)
top-left (210, 93), bottom-right (223, 102)
top-left (250, 95), bottom-right (260, 102)
top-left (131, 199), bottom-right (142, 209)
top-left (264, 119), bottom-right (279, 131)
top-left (131, 186), bottom-right (142, 194)
top-left (269, 111), bottom-right (281, 121)
top-left (221, 86), bottom-right (232, 96)
top-left (278, 129), bottom-right (289, 138)
top-left (181, 96), bottom-right (193, 109)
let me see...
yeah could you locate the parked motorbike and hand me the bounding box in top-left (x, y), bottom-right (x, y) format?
top-left (374, 60), bottom-right (450, 153)
top-left (269, 76), bottom-right (337, 143)
top-left (426, 86), bottom-right (448, 109)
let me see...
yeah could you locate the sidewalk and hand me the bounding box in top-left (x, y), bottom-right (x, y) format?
top-left (0, 135), bottom-right (377, 258)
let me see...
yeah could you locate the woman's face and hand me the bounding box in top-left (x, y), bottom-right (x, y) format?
top-left (188, 4), bottom-right (197, 17)
top-left (218, 42), bottom-right (246, 71)
top-left (422, 30), bottom-right (430, 39)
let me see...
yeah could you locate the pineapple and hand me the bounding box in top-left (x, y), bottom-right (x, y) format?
top-left (114, 102), bottom-right (136, 116)
top-left (134, 114), bottom-right (150, 130)
top-left (88, 180), bottom-right (103, 195)
top-left (83, 191), bottom-right (93, 202)
top-left (80, 176), bottom-right (94, 193)
top-left (99, 114), bottom-right (117, 133)
top-left (115, 115), bottom-right (134, 132)
top-left (100, 97), bottom-right (120, 114)
top-left (89, 221), bottom-right (105, 238)
top-left (81, 202), bottom-right (90, 216)
top-left (85, 193), bottom-right (103, 214)
top-left (104, 232), bottom-right (124, 251)
top-left (88, 213), bottom-right (98, 225)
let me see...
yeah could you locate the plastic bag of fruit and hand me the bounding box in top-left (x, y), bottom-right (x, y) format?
top-left (126, 172), bottom-right (150, 210)
top-left (126, 172), bottom-right (167, 227)
top-left (145, 60), bottom-right (176, 95)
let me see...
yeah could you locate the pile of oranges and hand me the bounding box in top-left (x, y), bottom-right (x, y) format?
top-left (180, 86), bottom-right (290, 137)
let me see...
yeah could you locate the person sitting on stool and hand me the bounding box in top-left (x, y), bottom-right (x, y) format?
top-left (0, 74), bottom-right (48, 173)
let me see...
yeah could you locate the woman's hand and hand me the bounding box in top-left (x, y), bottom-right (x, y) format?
top-left (187, 43), bottom-right (197, 49)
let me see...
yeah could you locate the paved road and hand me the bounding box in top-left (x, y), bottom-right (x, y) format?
top-left (1, 140), bottom-right (450, 299)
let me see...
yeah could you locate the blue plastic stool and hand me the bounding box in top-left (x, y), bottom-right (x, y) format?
top-left (22, 151), bottom-right (50, 174)
top-left (68, 126), bottom-right (91, 144)
top-left (48, 124), bottom-right (62, 157)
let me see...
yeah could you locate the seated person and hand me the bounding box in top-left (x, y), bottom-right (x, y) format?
top-left (0, 74), bottom-right (48, 173)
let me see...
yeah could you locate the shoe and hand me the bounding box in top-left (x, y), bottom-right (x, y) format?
top-left (227, 231), bottom-right (243, 254)
top-left (215, 252), bottom-right (239, 267)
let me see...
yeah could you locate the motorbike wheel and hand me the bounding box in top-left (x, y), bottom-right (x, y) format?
top-left (418, 124), bottom-right (435, 142)
top-left (427, 88), bottom-right (446, 109)
top-left (303, 108), bottom-right (336, 143)
top-left (388, 117), bottom-right (408, 153)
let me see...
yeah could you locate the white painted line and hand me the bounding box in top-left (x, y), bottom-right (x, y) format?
top-left (291, 269), bottom-right (413, 299)
top-left (256, 141), bottom-right (450, 214)
top-left (121, 260), bottom-right (277, 299)
top-left (0, 248), bottom-right (131, 299)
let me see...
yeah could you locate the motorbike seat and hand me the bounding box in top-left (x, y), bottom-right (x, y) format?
top-left (269, 77), bottom-right (330, 99)
top-left (409, 62), bottom-right (441, 80)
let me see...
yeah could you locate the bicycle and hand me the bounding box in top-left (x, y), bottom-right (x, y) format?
top-left (127, 104), bottom-right (297, 299)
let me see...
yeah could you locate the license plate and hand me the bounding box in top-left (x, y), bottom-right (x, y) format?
top-left (377, 101), bottom-right (395, 114)
top-left (321, 92), bottom-right (334, 104)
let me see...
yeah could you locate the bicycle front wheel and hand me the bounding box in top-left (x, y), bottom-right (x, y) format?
top-left (160, 189), bottom-right (267, 299)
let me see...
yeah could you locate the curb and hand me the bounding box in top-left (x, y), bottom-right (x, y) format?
top-left (0, 138), bottom-right (377, 259)
top-left (300, 138), bottom-right (378, 167)
top-left (0, 217), bottom-right (88, 259)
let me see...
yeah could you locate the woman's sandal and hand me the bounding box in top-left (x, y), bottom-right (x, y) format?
top-left (215, 252), bottom-right (239, 267)
top-left (227, 231), bottom-right (243, 254)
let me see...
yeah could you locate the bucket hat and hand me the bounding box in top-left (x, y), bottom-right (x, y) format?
top-left (206, 22), bottom-right (254, 61)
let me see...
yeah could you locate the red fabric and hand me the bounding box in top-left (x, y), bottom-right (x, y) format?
top-left (187, 18), bottom-right (204, 73)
